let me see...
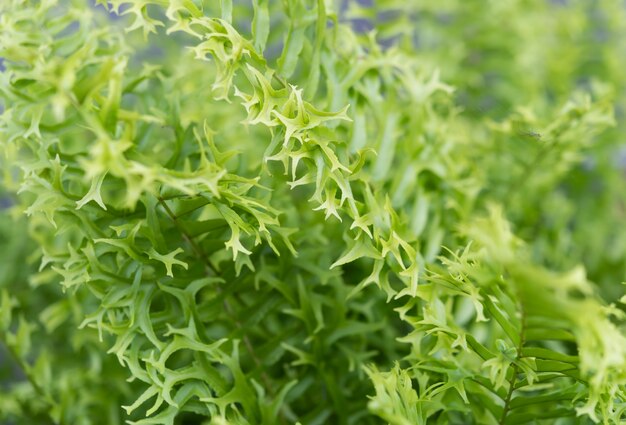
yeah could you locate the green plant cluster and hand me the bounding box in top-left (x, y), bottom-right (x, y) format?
top-left (1, 0), bottom-right (626, 424)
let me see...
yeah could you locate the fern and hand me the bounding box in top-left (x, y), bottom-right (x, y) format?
top-left (368, 208), bottom-right (626, 424)
top-left (1, 0), bottom-right (626, 424)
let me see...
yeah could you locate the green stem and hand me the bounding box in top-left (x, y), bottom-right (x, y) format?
top-left (498, 303), bottom-right (527, 425)
top-left (0, 339), bottom-right (57, 425)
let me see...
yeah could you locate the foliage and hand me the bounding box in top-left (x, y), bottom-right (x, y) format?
top-left (1, 0), bottom-right (626, 424)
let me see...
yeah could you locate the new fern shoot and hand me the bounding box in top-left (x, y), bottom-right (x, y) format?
top-left (1, 0), bottom-right (626, 424)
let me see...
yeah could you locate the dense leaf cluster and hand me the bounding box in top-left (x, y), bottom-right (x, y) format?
top-left (1, 0), bottom-right (626, 424)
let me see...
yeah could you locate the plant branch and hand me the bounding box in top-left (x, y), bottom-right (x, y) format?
top-left (156, 196), bottom-right (275, 395)
top-left (498, 303), bottom-right (527, 425)
top-left (0, 339), bottom-right (57, 425)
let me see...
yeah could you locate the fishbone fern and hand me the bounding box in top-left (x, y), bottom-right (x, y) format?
top-left (1, 0), bottom-right (626, 424)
